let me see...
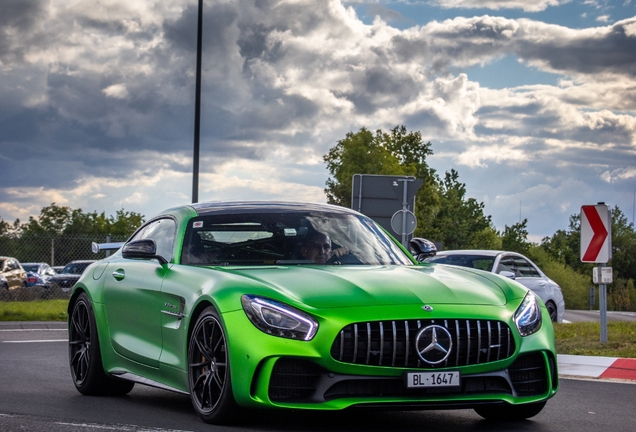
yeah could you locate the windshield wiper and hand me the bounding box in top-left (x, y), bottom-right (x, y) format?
top-left (275, 260), bottom-right (315, 265)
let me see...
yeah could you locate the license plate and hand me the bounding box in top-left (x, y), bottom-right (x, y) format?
top-left (406, 371), bottom-right (460, 388)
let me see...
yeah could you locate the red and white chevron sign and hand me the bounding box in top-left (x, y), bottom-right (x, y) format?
top-left (580, 204), bottom-right (611, 263)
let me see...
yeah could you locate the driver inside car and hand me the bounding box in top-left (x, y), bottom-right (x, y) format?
top-left (299, 230), bottom-right (349, 264)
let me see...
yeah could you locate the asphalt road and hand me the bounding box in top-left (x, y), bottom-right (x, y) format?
top-left (1, 324), bottom-right (635, 432)
top-left (563, 310), bottom-right (636, 323)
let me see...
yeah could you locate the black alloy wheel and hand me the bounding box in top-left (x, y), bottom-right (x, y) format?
top-left (546, 301), bottom-right (558, 322)
top-left (68, 292), bottom-right (134, 395)
top-left (188, 306), bottom-right (239, 424)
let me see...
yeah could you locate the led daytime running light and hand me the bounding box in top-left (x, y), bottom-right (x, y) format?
top-left (242, 295), bottom-right (318, 341)
top-left (514, 292), bottom-right (542, 337)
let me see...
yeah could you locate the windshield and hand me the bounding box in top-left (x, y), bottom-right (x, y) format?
top-left (22, 265), bottom-right (39, 272)
top-left (62, 262), bottom-right (91, 274)
top-left (425, 254), bottom-right (495, 271)
top-left (181, 211), bottom-right (413, 266)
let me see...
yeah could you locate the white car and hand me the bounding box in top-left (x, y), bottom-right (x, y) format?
top-left (423, 249), bottom-right (565, 323)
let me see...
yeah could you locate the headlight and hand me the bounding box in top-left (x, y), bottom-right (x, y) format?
top-left (514, 292), bottom-right (542, 337)
top-left (241, 295), bottom-right (318, 341)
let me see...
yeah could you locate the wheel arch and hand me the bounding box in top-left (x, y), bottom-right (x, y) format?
top-left (186, 298), bottom-right (216, 344)
top-left (67, 287), bottom-right (88, 317)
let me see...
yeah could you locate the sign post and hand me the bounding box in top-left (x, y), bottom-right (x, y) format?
top-left (580, 203), bottom-right (612, 343)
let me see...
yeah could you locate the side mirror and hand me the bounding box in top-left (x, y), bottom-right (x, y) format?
top-left (409, 238), bottom-right (437, 262)
top-left (122, 239), bottom-right (168, 265)
top-left (499, 270), bottom-right (516, 280)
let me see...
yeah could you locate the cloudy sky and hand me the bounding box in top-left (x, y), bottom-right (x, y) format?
top-left (1, 0), bottom-right (635, 242)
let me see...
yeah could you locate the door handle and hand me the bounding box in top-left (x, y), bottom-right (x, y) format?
top-left (112, 269), bottom-right (125, 281)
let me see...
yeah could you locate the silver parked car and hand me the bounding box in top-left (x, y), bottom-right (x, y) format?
top-left (423, 249), bottom-right (565, 323)
top-left (22, 262), bottom-right (57, 288)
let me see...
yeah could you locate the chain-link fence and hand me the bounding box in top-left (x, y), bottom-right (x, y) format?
top-left (1, 234), bottom-right (128, 303)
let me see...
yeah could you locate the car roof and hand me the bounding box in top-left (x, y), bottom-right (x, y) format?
top-left (435, 250), bottom-right (504, 257)
top-left (188, 201), bottom-right (361, 217)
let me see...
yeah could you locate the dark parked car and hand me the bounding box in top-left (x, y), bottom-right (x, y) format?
top-left (22, 262), bottom-right (57, 288)
top-left (49, 260), bottom-right (96, 292)
top-left (0, 256), bottom-right (27, 290)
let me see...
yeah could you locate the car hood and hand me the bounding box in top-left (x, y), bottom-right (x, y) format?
top-left (221, 264), bottom-right (514, 309)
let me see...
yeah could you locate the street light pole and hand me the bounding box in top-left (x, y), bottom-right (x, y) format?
top-left (192, 0), bottom-right (203, 203)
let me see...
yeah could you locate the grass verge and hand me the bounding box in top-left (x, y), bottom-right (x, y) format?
top-left (554, 321), bottom-right (636, 358)
top-left (0, 300), bottom-right (68, 322)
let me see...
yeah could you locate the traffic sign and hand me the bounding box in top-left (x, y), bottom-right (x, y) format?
top-left (580, 204), bottom-right (611, 263)
top-left (351, 174), bottom-right (423, 246)
top-left (593, 267), bottom-right (613, 284)
top-left (391, 210), bottom-right (417, 236)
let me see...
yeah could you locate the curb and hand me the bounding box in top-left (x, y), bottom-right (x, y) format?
top-left (558, 354), bottom-right (636, 382)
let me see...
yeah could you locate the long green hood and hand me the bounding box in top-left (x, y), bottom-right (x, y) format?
top-left (222, 264), bottom-right (517, 309)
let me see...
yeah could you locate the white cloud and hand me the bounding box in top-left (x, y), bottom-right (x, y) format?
top-left (1, 0), bottom-right (635, 239)
top-left (102, 84), bottom-right (130, 99)
top-left (431, 0), bottom-right (567, 12)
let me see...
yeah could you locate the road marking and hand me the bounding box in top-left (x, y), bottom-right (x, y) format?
top-left (55, 421), bottom-right (193, 431)
top-left (2, 340), bottom-right (68, 343)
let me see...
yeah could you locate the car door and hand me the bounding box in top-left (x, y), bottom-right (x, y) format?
top-left (7, 259), bottom-right (24, 289)
top-left (499, 254), bottom-right (548, 301)
top-left (103, 217), bottom-right (177, 368)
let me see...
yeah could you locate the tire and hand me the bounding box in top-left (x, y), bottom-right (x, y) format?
top-left (546, 301), bottom-right (558, 322)
top-left (475, 401), bottom-right (546, 420)
top-left (188, 306), bottom-right (239, 424)
top-left (68, 292), bottom-right (134, 396)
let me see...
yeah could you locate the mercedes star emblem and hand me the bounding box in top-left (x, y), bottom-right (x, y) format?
top-left (415, 325), bottom-right (453, 364)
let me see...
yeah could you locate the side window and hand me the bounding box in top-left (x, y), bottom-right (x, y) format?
top-left (131, 218), bottom-right (177, 262)
top-left (515, 257), bottom-right (540, 278)
top-left (497, 257), bottom-right (516, 274)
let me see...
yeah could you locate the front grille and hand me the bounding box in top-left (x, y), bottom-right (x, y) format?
top-left (509, 352), bottom-right (547, 396)
top-left (331, 319), bottom-right (515, 368)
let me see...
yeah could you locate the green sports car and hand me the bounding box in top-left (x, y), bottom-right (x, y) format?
top-left (67, 201), bottom-right (558, 424)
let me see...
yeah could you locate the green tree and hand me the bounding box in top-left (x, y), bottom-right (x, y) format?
top-left (324, 127), bottom-right (417, 207)
top-left (19, 203), bottom-right (73, 236)
top-left (540, 214), bottom-right (585, 271)
top-left (609, 207), bottom-right (636, 282)
top-left (425, 170), bottom-right (497, 250)
top-left (18, 204), bottom-right (144, 238)
top-left (109, 209), bottom-right (145, 237)
top-left (324, 126), bottom-right (497, 249)
top-left (501, 219), bottom-right (531, 254)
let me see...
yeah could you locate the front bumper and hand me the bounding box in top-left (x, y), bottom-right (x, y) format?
top-left (223, 304), bottom-right (558, 411)
top-left (264, 350), bottom-right (557, 409)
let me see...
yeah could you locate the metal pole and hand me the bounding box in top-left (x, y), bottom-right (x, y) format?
top-left (192, 0), bottom-right (203, 204)
top-left (401, 180), bottom-right (408, 246)
top-left (599, 263), bottom-right (608, 343)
